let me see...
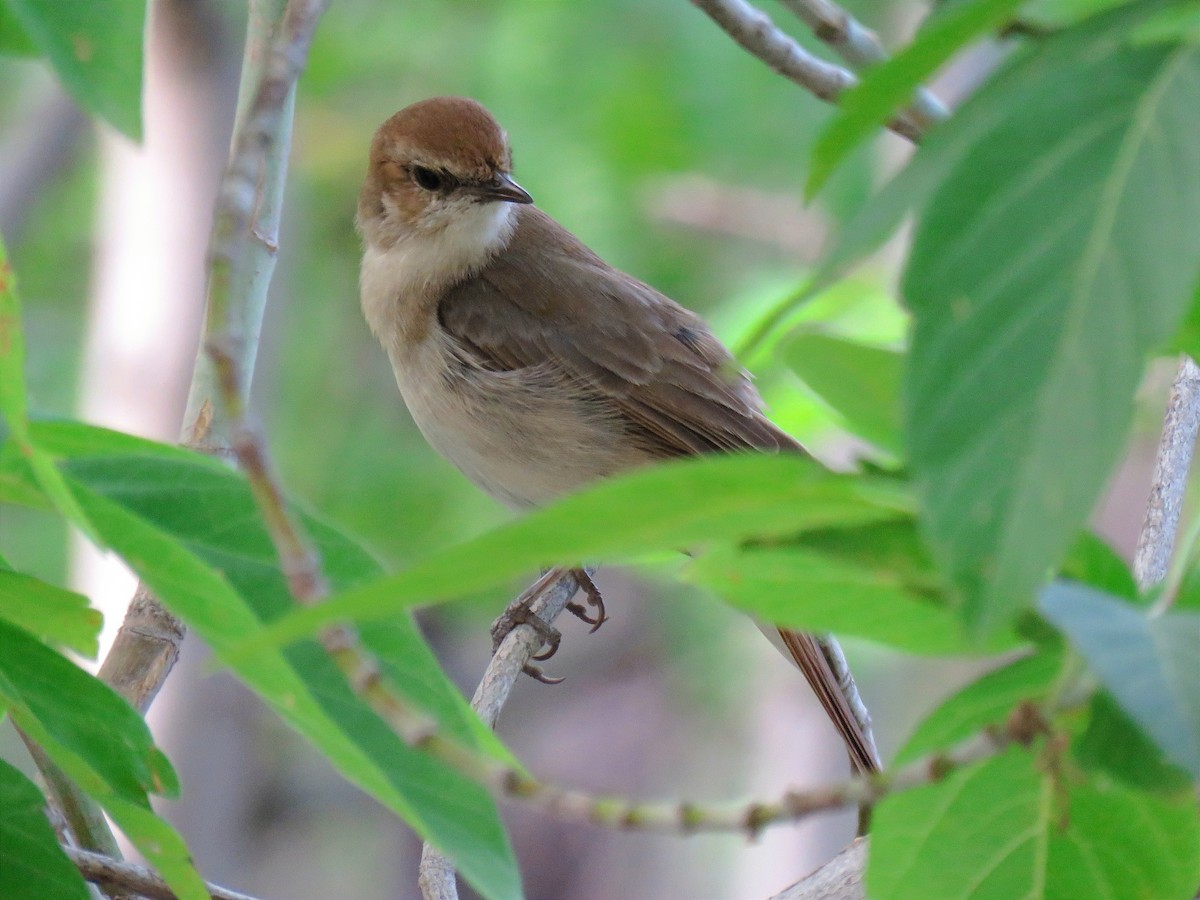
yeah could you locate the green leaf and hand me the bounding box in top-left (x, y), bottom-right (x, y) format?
top-left (1132, 0), bottom-right (1200, 44)
top-left (904, 21), bottom-right (1200, 634)
top-left (688, 519), bottom-right (992, 654)
top-left (1020, 0), bottom-right (1133, 29)
top-left (807, 0), bottom-right (1025, 196)
top-left (245, 453), bottom-right (911, 649)
top-left (0, 239), bottom-right (99, 543)
top-left (1074, 690), bottom-right (1193, 793)
top-left (869, 747), bottom-right (1200, 899)
top-left (1046, 776), bottom-right (1200, 898)
top-left (0, 568), bottom-right (101, 656)
top-left (0, 0), bottom-right (37, 55)
top-left (782, 331), bottom-right (903, 456)
top-left (4, 0), bottom-right (145, 138)
top-left (0, 759), bottom-right (89, 900)
top-left (1059, 531), bottom-right (1139, 601)
top-left (0, 618), bottom-right (178, 802)
top-left (896, 651), bottom-right (1062, 764)
top-left (1040, 582), bottom-right (1200, 777)
top-left (0, 620), bottom-right (207, 899)
top-left (4, 422), bottom-right (520, 900)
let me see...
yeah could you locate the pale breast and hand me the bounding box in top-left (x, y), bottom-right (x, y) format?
top-left (386, 332), bottom-right (651, 509)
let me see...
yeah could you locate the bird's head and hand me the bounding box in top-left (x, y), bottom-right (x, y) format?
top-left (357, 96), bottom-right (533, 249)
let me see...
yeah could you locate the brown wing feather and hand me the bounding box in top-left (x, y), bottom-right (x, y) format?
top-left (441, 206), bottom-right (878, 773)
top-left (438, 207), bottom-right (796, 457)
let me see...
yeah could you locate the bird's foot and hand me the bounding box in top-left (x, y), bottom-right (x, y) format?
top-left (565, 568), bottom-right (607, 633)
top-left (490, 568), bottom-right (607, 683)
top-left (491, 582), bottom-right (566, 684)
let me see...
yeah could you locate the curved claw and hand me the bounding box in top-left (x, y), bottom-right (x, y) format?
top-left (531, 630), bottom-right (561, 661)
top-left (572, 570), bottom-right (608, 632)
top-left (523, 663), bottom-right (566, 685)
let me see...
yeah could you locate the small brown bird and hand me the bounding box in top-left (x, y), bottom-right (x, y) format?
top-left (357, 96), bottom-right (879, 774)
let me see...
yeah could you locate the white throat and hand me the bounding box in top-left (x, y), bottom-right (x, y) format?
top-left (360, 200), bottom-right (517, 348)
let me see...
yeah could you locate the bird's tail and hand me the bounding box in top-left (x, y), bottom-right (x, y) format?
top-left (776, 628), bottom-right (881, 774)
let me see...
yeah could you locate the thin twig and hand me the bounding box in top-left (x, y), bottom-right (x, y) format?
top-left (1136, 356), bottom-right (1200, 596)
top-left (66, 846), bottom-right (260, 900)
top-left (689, 0), bottom-right (926, 143)
top-left (777, 0), bottom-right (948, 131)
top-left (419, 569), bottom-right (584, 898)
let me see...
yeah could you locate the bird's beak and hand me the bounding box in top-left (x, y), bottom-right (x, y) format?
top-left (473, 173), bottom-right (533, 205)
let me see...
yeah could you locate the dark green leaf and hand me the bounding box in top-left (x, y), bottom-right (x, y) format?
top-left (896, 651), bottom-right (1062, 764)
top-left (0, 620), bottom-right (208, 898)
top-left (0, 568), bottom-right (101, 656)
top-left (869, 747), bottom-right (1200, 899)
top-left (4, 422), bottom-right (520, 900)
top-left (0, 618), bottom-right (177, 801)
top-left (0, 759), bottom-right (89, 900)
top-left (808, 0), bottom-right (1025, 195)
top-left (1040, 582), bottom-right (1200, 776)
top-left (782, 331), bottom-right (903, 456)
top-left (4, 0), bottom-right (145, 138)
top-left (904, 20), bottom-right (1200, 633)
top-left (247, 453), bottom-right (911, 648)
top-left (1074, 690), bottom-right (1193, 793)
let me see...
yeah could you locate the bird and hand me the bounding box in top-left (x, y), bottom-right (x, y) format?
top-left (356, 96), bottom-right (880, 775)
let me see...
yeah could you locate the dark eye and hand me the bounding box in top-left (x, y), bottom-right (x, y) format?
top-left (411, 165), bottom-right (443, 191)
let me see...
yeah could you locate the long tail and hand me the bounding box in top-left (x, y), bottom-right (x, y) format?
top-left (777, 628), bottom-right (881, 774)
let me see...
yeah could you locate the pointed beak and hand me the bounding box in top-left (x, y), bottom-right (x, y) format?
top-left (473, 173), bottom-right (533, 205)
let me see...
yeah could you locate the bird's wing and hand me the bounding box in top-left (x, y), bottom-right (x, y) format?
top-left (438, 207), bottom-right (796, 456)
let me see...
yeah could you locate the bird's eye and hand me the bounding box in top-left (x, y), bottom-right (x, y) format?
top-left (411, 165), bottom-right (443, 191)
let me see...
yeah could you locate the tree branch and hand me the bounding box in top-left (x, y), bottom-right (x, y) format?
top-left (777, 0), bottom-right (947, 131)
top-left (418, 568), bottom-right (584, 898)
top-left (1136, 356), bottom-right (1200, 597)
top-left (66, 846), bottom-right (260, 900)
top-left (689, 0), bottom-right (932, 143)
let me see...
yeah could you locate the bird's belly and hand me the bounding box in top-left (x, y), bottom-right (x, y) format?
top-left (389, 339), bottom-right (648, 509)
